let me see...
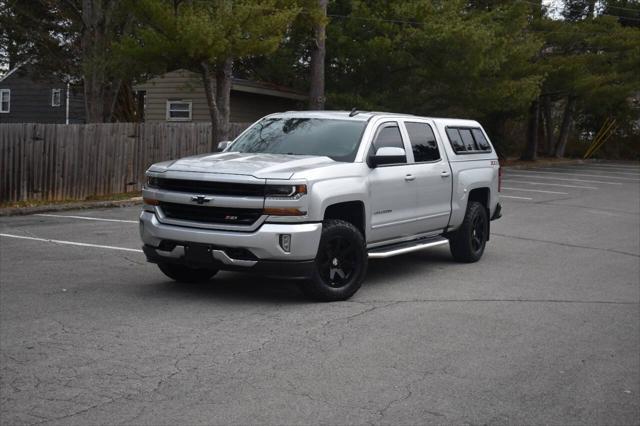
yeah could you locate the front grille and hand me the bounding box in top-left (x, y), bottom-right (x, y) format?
top-left (159, 202), bottom-right (262, 226)
top-left (154, 178), bottom-right (264, 197)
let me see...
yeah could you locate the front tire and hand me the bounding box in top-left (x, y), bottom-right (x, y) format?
top-left (301, 219), bottom-right (368, 302)
top-left (448, 201), bottom-right (489, 263)
top-left (157, 263), bottom-right (218, 283)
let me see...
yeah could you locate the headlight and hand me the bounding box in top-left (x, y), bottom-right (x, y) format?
top-left (146, 176), bottom-right (159, 188)
top-left (265, 184), bottom-right (307, 199)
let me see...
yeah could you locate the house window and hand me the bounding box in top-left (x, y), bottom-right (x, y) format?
top-left (0, 89), bottom-right (9, 113)
top-left (166, 100), bottom-right (192, 121)
top-left (51, 89), bottom-right (62, 107)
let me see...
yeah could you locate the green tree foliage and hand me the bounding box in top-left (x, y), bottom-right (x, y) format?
top-left (324, 0), bottom-right (544, 152)
top-left (538, 4), bottom-right (640, 157)
top-left (0, 1), bottom-right (80, 80)
top-left (247, 0), bottom-right (638, 158)
top-left (0, 0), bottom-right (138, 122)
top-left (117, 0), bottom-right (299, 143)
top-left (1, 0), bottom-right (637, 158)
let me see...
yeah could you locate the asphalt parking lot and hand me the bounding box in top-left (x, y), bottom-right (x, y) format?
top-left (1, 161), bottom-right (639, 425)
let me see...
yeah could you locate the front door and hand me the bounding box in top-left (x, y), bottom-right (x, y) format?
top-left (367, 122), bottom-right (420, 243)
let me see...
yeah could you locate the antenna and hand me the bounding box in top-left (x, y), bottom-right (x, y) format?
top-left (349, 108), bottom-right (359, 117)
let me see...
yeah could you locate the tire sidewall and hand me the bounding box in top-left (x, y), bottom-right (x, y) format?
top-left (466, 203), bottom-right (488, 261)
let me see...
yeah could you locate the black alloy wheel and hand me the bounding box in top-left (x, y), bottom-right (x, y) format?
top-left (317, 235), bottom-right (358, 288)
top-left (449, 201), bottom-right (489, 263)
top-left (471, 213), bottom-right (486, 253)
top-left (301, 219), bottom-right (368, 301)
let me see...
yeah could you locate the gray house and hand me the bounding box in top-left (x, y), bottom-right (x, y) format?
top-left (0, 64), bottom-right (85, 124)
top-left (134, 69), bottom-right (306, 123)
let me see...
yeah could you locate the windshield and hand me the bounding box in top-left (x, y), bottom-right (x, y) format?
top-left (229, 118), bottom-right (367, 162)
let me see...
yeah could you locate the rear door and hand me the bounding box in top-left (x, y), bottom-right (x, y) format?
top-left (367, 121), bottom-right (420, 243)
top-left (401, 120), bottom-right (452, 232)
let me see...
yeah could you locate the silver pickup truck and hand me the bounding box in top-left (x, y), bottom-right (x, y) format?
top-left (140, 111), bottom-right (502, 301)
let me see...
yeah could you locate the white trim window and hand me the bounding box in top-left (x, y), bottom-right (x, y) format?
top-left (0, 89), bottom-right (10, 113)
top-left (51, 88), bottom-right (62, 107)
top-left (166, 100), bottom-right (192, 121)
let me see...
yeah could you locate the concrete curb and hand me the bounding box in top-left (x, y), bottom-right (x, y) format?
top-left (0, 197), bottom-right (142, 217)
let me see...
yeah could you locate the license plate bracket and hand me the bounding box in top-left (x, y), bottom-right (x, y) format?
top-left (184, 244), bottom-right (213, 265)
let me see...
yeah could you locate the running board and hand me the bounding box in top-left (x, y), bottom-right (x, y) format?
top-left (367, 236), bottom-right (449, 259)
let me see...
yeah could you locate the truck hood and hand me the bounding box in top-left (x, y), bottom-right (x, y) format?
top-left (155, 152), bottom-right (337, 179)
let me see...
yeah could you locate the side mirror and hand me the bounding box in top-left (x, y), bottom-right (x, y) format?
top-left (217, 141), bottom-right (232, 151)
top-left (370, 147), bottom-right (406, 167)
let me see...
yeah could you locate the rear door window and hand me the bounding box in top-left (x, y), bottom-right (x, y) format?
top-left (405, 122), bottom-right (440, 162)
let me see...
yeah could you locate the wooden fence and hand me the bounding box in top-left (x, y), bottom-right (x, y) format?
top-left (0, 122), bottom-right (250, 203)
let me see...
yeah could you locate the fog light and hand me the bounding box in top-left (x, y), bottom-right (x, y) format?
top-left (279, 234), bottom-right (291, 252)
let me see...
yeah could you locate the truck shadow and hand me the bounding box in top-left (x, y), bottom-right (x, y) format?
top-left (154, 274), bottom-right (307, 304)
top-left (365, 248), bottom-right (454, 288)
top-left (147, 248), bottom-right (455, 303)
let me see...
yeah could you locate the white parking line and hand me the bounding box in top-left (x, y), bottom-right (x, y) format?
top-left (538, 167), bottom-right (640, 177)
top-left (583, 164), bottom-right (640, 172)
top-left (504, 180), bottom-right (597, 189)
top-left (0, 233), bottom-right (143, 253)
top-left (499, 195), bottom-right (533, 200)
top-left (515, 170), bottom-right (640, 182)
top-left (501, 187), bottom-right (568, 195)
top-left (35, 214), bottom-right (138, 224)
top-left (505, 172), bottom-right (623, 185)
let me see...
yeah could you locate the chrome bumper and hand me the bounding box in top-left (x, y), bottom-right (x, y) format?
top-left (139, 211), bottom-right (322, 261)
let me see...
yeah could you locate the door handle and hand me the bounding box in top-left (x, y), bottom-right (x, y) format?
top-left (440, 170), bottom-right (451, 178)
top-left (405, 174), bottom-right (416, 182)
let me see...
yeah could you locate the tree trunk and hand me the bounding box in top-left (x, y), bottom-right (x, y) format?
top-left (308, 0), bottom-right (328, 110)
top-left (542, 95), bottom-right (554, 155)
top-left (201, 62), bottom-right (220, 150)
top-left (520, 98), bottom-right (540, 161)
top-left (106, 78), bottom-right (122, 122)
top-left (554, 96), bottom-right (577, 158)
top-left (215, 58), bottom-right (233, 143)
top-left (81, 0), bottom-right (121, 123)
top-left (587, 0), bottom-right (596, 18)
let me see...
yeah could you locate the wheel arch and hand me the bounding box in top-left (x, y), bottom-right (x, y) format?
top-left (467, 187), bottom-right (491, 240)
top-left (323, 200), bottom-right (366, 239)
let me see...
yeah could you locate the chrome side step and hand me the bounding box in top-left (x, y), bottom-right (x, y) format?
top-left (367, 236), bottom-right (449, 259)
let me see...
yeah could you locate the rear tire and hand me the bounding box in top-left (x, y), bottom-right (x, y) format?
top-left (157, 263), bottom-right (218, 283)
top-left (448, 201), bottom-right (489, 263)
top-left (301, 219), bottom-right (367, 302)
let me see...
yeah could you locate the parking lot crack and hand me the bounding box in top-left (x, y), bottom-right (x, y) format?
top-left (319, 301), bottom-right (400, 329)
top-left (373, 369), bottom-right (441, 423)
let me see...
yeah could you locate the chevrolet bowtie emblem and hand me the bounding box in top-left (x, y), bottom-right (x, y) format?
top-left (191, 195), bottom-right (212, 205)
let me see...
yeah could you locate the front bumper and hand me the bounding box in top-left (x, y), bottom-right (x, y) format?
top-left (139, 211), bottom-right (322, 274)
top-left (142, 245), bottom-right (316, 278)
